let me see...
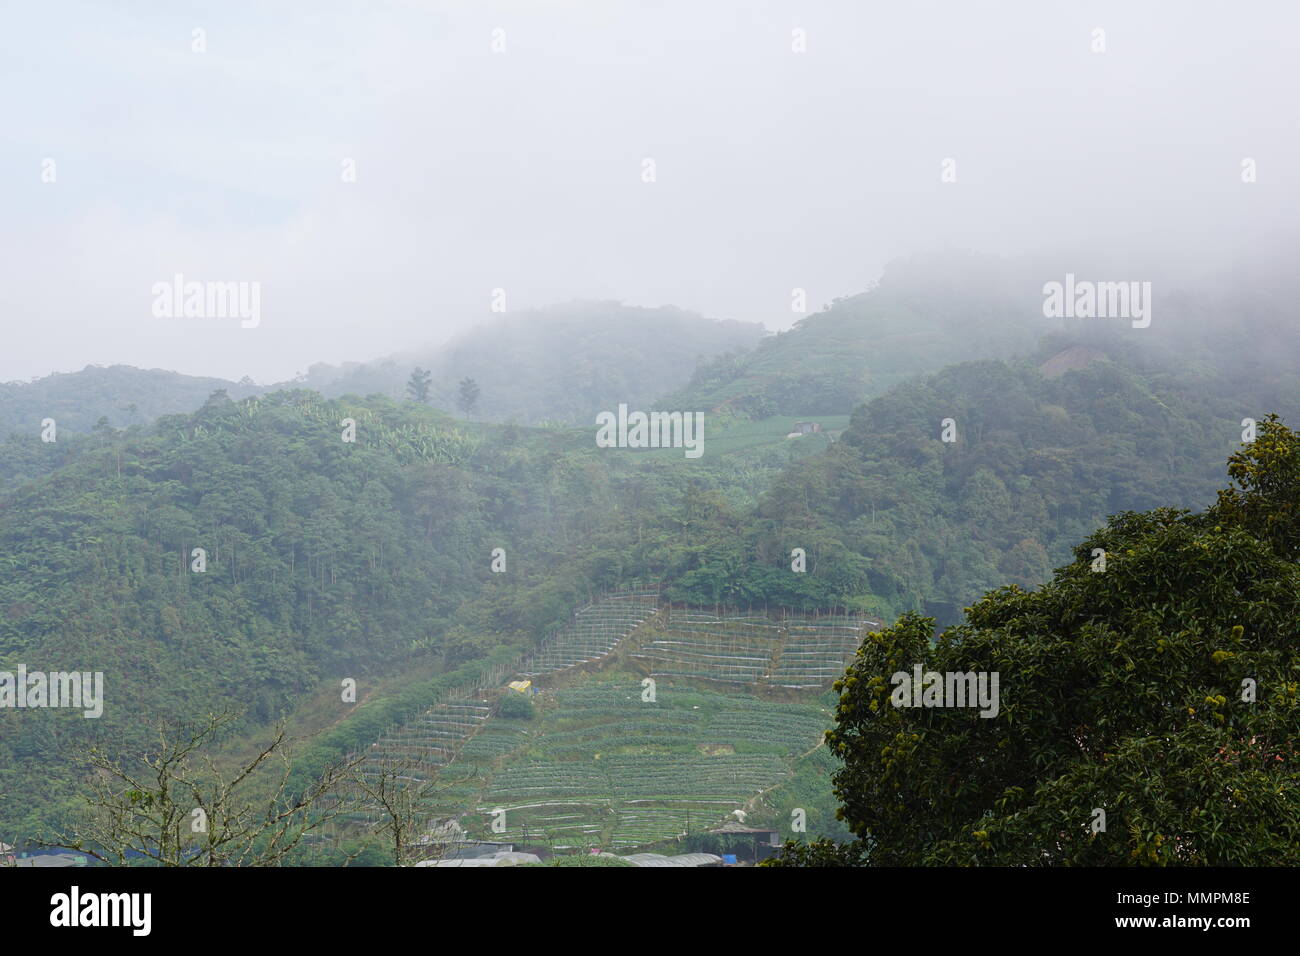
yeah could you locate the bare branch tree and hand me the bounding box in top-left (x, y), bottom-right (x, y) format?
top-left (50, 710), bottom-right (364, 866)
top-left (345, 751), bottom-right (463, 866)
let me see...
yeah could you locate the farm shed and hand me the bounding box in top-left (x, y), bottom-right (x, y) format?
top-left (785, 421), bottom-right (822, 438)
top-left (602, 852), bottom-right (723, 867)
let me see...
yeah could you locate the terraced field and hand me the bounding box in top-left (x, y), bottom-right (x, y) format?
top-left (331, 592), bottom-right (659, 833)
top-left (358, 700), bottom-right (493, 782)
top-left (327, 696), bottom-right (495, 830)
top-left (767, 618), bottom-right (872, 687)
top-left (633, 611), bottom-right (876, 688)
top-left (334, 598), bottom-right (864, 850)
top-left (423, 680), bottom-right (834, 850)
top-left (519, 589), bottom-right (660, 677)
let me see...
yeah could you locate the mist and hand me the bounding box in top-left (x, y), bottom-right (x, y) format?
top-left (1, 0), bottom-right (1296, 384)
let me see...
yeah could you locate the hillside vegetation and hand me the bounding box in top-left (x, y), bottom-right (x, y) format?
top-left (657, 253), bottom-right (1047, 422)
top-left (6, 255), bottom-right (1299, 860)
top-left (299, 302), bottom-right (765, 424)
top-left (0, 384), bottom-right (840, 840)
top-left (770, 417), bottom-right (1300, 866)
top-left (0, 366), bottom-right (259, 437)
top-left (0, 390), bottom-right (643, 837)
top-left (655, 349), bottom-right (1300, 624)
top-left (0, 303), bottom-right (763, 439)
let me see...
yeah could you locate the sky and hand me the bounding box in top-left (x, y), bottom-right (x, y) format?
top-left (1, 1), bottom-right (1297, 384)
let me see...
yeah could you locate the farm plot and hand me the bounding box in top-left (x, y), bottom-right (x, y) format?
top-left (519, 589), bottom-right (660, 677)
top-left (763, 619), bottom-right (871, 688)
top-left (356, 700), bottom-right (491, 784)
top-left (332, 602), bottom-right (863, 848)
top-left (635, 611), bottom-right (872, 688)
top-left (462, 680), bottom-right (830, 849)
top-left (323, 702), bottom-right (493, 831)
top-left (632, 614), bottom-right (784, 683)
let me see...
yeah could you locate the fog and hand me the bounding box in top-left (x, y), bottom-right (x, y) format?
top-left (1, 0), bottom-right (1296, 384)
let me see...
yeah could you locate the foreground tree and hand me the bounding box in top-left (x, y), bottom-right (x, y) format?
top-left (769, 415), bottom-right (1300, 866)
top-left (347, 756), bottom-right (452, 867)
top-left (54, 711), bottom-right (362, 866)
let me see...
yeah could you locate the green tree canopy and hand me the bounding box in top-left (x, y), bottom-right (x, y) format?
top-left (771, 416), bottom-right (1300, 866)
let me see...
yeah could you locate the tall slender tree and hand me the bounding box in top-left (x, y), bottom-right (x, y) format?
top-left (406, 367), bottom-right (432, 404)
top-left (457, 377), bottom-right (480, 416)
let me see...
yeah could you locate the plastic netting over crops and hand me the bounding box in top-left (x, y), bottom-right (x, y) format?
top-left (634, 609), bottom-right (877, 688)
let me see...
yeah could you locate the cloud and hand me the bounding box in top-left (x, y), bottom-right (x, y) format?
top-left (1, 0), bottom-right (1296, 382)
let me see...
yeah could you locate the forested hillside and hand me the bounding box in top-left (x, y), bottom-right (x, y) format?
top-left (0, 390), bottom-right (641, 837)
top-left (298, 302), bottom-right (765, 424)
top-left (650, 347), bottom-right (1300, 624)
top-left (657, 253), bottom-right (1048, 422)
top-left (0, 303), bottom-right (763, 440)
top-left (0, 383), bottom-right (824, 839)
top-left (5, 258), bottom-right (1298, 856)
top-left (0, 366), bottom-right (258, 437)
